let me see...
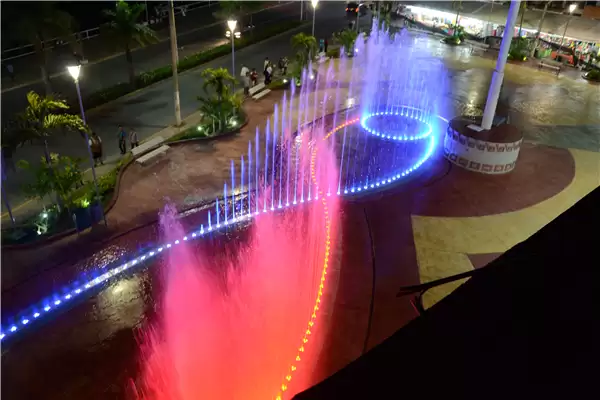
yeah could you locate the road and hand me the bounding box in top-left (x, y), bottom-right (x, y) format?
top-left (1, 2), bottom-right (370, 216)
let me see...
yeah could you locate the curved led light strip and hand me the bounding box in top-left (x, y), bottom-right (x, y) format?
top-left (360, 107), bottom-right (433, 142)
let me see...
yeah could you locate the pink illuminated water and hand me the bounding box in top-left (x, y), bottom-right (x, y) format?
top-left (133, 127), bottom-right (340, 399)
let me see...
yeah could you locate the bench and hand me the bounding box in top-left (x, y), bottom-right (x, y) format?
top-left (136, 145), bottom-right (170, 165)
top-left (538, 60), bottom-right (561, 76)
top-left (131, 136), bottom-right (165, 158)
top-left (248, 82), bottom-right (266, 96)
top-left (252, 89), bottom-right (271, 100)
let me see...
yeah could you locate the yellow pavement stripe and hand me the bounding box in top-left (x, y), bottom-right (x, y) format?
top-left (412, 148), bottom-right (600, 308)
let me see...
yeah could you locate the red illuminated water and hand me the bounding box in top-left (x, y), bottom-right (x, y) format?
top-left (133, 129), bottom-right (339, 400)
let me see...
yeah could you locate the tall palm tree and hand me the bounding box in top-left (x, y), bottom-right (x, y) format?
top-left (291, 32), bottom-right (318, 69)
top-left (531, 1), bottom-right (550, 57)
top-left (452, 1), bottom-right (463, 34)
top-left (102, 0), bottom-right (158, 87)
top-left (201, 68), bottom-right (236, 101)
top-left (518, 1), bottom-right (528, 36)
top-left (7, 2), bottom-right (78, 95)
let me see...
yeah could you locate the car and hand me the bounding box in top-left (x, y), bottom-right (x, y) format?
top-left (346, 2), bottom-right (367, 17)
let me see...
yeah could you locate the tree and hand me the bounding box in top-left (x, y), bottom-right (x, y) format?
top-left (291, 32), bottom-right (318, 69)
top-left (13, 91), bottom-right (88, 208)
top-left (102, 0), bottom-right (158, 87)
top-left (201, 68), bottom-right (236, 101)
top-left (198, 68), bottom-right (241, 133)
top-left (6, 2), bottom-right (78, 94)
top-left (334, 29), bottom-right (358, 56)
top-left (531, 1), bottom-right (550, 57)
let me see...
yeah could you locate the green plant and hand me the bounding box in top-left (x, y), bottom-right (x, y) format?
top-left (326, 47), bottom-right (341, 59)
top-left (291, 32), bottom-right (318, 70)
top-left (443, 36), bottom-right (462, 46)
top-left (201, 68), bottom-right (236, 101)
top-left (584, 69), bottom-right (600, 81)
top-left (508, 37), bottom-right (530, 61)
top-left (18, 153), bottom-right (84, 209)
top-left (333, 29), bottom-right (358, 55)
top-left (102, 0), bottom-right (158, 86)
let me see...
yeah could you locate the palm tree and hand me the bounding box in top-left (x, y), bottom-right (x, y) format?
top-left (6, 2), bottom-right (78, 95)
top-left (14, 91), bottom-right (88, 209)
top-left (102, 0), bottom-right (158, 87)
top-left (201, 68), bottom-right (236, 101)
top-left (334, 29), bottom-right (358, 56)
top-left (531, 1), bottom-right (550, 57)
top-left (291, 32), bottom-right (318, 69)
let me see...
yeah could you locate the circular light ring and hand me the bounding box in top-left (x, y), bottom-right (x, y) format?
top-left (360, 107), bottom-right (434, 142)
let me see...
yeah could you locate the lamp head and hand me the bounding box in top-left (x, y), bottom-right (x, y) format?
top-left (227, 19), bottom-right (237, 32)
top-left (568, 4), bottom-right (577, 13)
top-left (311, 0), bottom-right (319, 9)
top-left (67, 65), bottom-right (81, 80)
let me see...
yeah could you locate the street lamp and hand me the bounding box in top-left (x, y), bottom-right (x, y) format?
top-left (67, 65), bottom-right (107, 226)
top-left (226, 20), bottom-right (240, 78)
top-left (311, 0), bottom-right (319, 37)
top-left (558, 4), bottom-right (577, 50)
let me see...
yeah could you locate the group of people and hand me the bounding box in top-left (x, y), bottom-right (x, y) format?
top-left (240, 56), bottom-right (289, 96)
top-left (88, 126), bottom-right (139, 167)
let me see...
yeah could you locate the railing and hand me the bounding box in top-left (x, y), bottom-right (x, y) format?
top-left (397, 268), bottom-right (484, 315)
top-left (1, 1), bottom-right (214, 62)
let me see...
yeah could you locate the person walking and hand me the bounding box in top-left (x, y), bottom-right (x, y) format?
top-left (6, 63), bottom-right (14, 83)
top-left (250, 67), bottom-right (258, 87)
top-left (265, 62), bottom-right (273, 85)
top-left (89, 131), bottom-right (104, 166)
top-left (129, 127), bottom-right (139, 149)
top-left (240, 64), bottom-right (250, 96)
top-left (117, 125), bottom-right (127, 155)
top-left (263, 57), bottom-right (270, 77)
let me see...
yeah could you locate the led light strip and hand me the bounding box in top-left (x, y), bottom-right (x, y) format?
top-left (360, 106), bottom-right (434, 142)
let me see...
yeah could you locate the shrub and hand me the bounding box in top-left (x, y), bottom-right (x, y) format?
top-left (584, 69), bottom-right (600, 81)
top-left (443, 36), bottom-right (461, 45)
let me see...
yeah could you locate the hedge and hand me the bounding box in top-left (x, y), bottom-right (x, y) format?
top-left (81, 20), bottom-right (305, 110)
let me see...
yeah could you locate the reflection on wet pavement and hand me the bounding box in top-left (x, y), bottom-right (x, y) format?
top-left (2, 33), bottom-right (599, 400)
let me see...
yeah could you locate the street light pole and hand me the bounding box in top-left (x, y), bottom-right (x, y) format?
top-left (311, 0), bottom-right (318, 37)
top-left (480, 0), bottom-right (521, 130)
top-left (559, 4), bottom-right (577, 50)
top-left (67, 65), bottom-right (107, 226)
top-left (168, 0), bottom-right (181, 126)
top-left (227, 20), bottom-right (238, 80)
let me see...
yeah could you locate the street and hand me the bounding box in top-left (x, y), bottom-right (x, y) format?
top-left (1, 2), bottom-right (368, 216)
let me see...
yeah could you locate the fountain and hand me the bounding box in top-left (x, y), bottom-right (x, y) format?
top-left (1, 22), bottom-right (450, 400)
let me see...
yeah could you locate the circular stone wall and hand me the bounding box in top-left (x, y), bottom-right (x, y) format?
top-left (443, 116), bottom-right (523, 175)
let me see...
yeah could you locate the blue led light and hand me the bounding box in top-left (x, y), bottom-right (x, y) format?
top-left (360, 106), bottom-right (433, 142)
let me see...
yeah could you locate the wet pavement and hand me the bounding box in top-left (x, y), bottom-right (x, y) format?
top-left (2, 34), bottom-right (599, 399)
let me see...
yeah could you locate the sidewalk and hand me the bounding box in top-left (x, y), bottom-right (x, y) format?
top-left (0, 2), bottom-right (294, 93)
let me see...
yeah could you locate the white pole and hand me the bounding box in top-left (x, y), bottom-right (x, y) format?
top-left (74, 79), bottom-right (107, 226)
top-left (312, 7), bottom-right (316, 36)
top-left (300, 0), bottom-right (304, 21)
top-left (480, 0), bottom-right (521, 130)
top-left (231, 35), bottom-right (236, 79)
top-left (168, 0), bottom-right (182, 126)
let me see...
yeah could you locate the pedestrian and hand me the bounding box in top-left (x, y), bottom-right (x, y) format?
top-left (263, 57), bottom-right (270, 77)
top-left (89, 131), bottom-right (104, 166)
top-left (319, 38), bottom-right (325, 53)
top-left (1, 145), bottom-right (16, 174)
top-left (282, 57), bottom-right (289, 75)
top-left (265, 63), bottom-right (273, 85)
top-left (324, 39), bottom-right (328, 53)
top-left (129, 127), bottom-right (139, 149)
top-left (6, 63), bottom-right (14, 82)
top-left (117, 125), bottom-right (127, 155)
top-left (240, 63), bottom-right (250, 96)
top-left (250, 68), bottom-right (258, 87)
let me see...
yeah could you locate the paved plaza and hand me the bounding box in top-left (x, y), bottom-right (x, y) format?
top-left (1, 35), bottom-right (599, 399)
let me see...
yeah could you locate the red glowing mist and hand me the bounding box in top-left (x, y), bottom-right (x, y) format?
top-left (133, 131), bottom-right (339, 400)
